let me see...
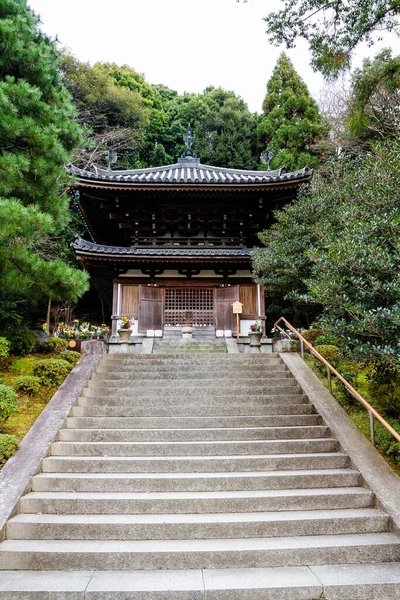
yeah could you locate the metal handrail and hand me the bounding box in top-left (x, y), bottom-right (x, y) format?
top-left (273, 316), bottom-right (400, 447)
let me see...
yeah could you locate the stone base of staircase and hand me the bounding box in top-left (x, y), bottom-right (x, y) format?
top-left (0, 352), bottom-right (399, 598)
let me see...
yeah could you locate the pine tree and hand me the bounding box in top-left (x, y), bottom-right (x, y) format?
top-left (0, 0), bottom-right (88, 308)
top-left (257, 53), bottom-right (328, 171)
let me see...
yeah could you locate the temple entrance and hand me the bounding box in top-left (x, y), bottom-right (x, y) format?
top-left (164, 288), bottom-right (214, 328)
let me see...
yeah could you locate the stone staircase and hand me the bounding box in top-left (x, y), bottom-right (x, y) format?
top-left (0, 353), bottom-right (400, 598)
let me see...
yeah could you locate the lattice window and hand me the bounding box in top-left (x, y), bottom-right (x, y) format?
top-left (164, 288), bottom-right (214, 327)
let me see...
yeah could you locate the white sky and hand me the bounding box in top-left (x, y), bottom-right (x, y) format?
top-left (28, 0), bottom-right (400, 113)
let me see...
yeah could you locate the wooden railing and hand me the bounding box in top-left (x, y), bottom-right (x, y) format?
top-left (273, 316), bottom-right (400, 447)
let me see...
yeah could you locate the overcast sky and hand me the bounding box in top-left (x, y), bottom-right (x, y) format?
top-left (28, 0), bottom-right (399, 113)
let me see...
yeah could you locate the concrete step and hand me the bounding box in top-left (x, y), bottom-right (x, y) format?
top-left (77, 394), bottom-right (308, 408)
top-left (87, 375), bottom-right (296, 388)
top-left (1, 533), bottom-right (399, 570)
top-left (95, 364), bottom-right (290, 376)
top-left (7, 508), bottom-right (389, 541)
top-left (58, 425), bottom-right (331, 442)
top-left (1, 564), bottom-right (400, 599)
top-left (42, 452), bottom-right (350, 473)
top-left (81, 383), bottom-right (303, 397)
top-left (18, 487), bottom-right (373, 515)
top-left (65, 414), bottom-right (322, 429)
top-left (100, 353), bottom-right (281, 362)
top-left (50, 438), bottom-right (339, 457)
top-left (31, 468), bottom-right (361, 493)
top-left (70, 403), bottom-right (317, 417)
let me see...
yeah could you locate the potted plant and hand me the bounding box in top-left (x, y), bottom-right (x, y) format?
top-left (118, 316), bottom-right (134, 341)
top-left (248, 318), bottom-right (263, 352)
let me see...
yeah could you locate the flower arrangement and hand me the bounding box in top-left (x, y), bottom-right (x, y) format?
top-left (120, 316), bottom-right (134, 330)
top-left (54, 321), bottom-right (110, 341)
top-left (249, 318), bottom-right (262, 333)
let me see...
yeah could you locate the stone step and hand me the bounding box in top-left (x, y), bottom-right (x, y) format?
top-left (70, 403), bottom-right (316, 418)
top-left (81, 383), bottom-right (303, 396)
top-left (18, 487), bottom-right (373, 516)
top-left (1, 533), bottom-right (398, 571)
top-left (58, 425), bottom-right (331, 442)
top-left (50, 438), bottom-right (339, 457)
top-left (77, 394), bottom-right (308, 407)
top-left (42, 452), bottom-right (350, 473)
top-left (100, 353), bottom-right (281, 362)
top-left (1, 564), bottom-right (400, 599)
top-left (31, 468), bottom-right (361, 493)
top-left (95, 364), bottom-right (290, 376)
top-left (87, 375), bottom-right (296, 388)
top-left (7, 508), bottom-right (389, 541)
top-left (65, 413), bottom-right (322, 429)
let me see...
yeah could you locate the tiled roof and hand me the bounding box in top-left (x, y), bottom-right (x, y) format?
top-left (67, 162), bottom-right (311, 186)
top-left (72, 237), bottom-right (253, 257)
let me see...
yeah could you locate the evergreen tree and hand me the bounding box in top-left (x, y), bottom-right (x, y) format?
top-left (257, 53), bottom-right (328, 171)
top-left (0, 0), bottom-right (88, 313)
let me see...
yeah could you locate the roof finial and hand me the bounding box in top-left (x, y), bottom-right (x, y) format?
top-left (179, 124), bottom-right (199, 164)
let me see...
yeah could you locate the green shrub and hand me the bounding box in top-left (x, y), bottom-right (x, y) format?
top-left (314, 334), bottom-right (341, 347)
top-left (367, 362), bottom-right (400, 419)
top-left (0, 433), bottom-right (18, 464)
top-left (39, 337), bottom-right (68, 355)
top-left (375, 418), bottom-right (400, 463)
top-left (302, 329), bottom-right (324, 345)
top-left (314, 344), bottom-right (341, 371)
top-left (7, 330), bottom-right (36, 356)
top-left (59, 350), bottom-right (81, 366)
top-left (333, 369), bottom-right (360, 406)
top-left (0, 384), bottom-right (18, 423)
top-left (14, 375), bottom-right (41, 395)
top-left (32, 359), bottom-right (72, 386)
top-left (0, 336), bottom-right (10, 369)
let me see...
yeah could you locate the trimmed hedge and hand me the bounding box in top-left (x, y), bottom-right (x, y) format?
top-left (14, 375), bottom-right (41, 395)
top-left (0, 384), bottom-right (18, 423)
top-left (32, 359), bottom-right (72, 386)
top-left (7, 330), bottom-right (36, 356)
top-left (59, 350), bottom-right (81, 366)
top-left (314, 344), bottom-right (341, 368)
top-left (0, 433), bottom-right (18, 464)
top-left (40, 337), bottom-right (68, 355)
top-left (302, 329), bottom-right (324, 344)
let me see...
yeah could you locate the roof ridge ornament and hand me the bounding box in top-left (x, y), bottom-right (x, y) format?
top-left (179, 124), bottom-right (199, 164)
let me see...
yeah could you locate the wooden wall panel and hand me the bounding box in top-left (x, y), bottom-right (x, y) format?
top-left (215, 286), bottom-right (239, 331)
top-left (138, 286), bottom-right (163, 332)
top-left (239, 285), bottom-right (257, 315)
top-left (121, 285), bottom-right (139, 315)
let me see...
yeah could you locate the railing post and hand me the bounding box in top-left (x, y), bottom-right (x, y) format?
top-left (369, 411), bottom-right (375, 446)
top-left (326, 367), bottom-right (332, 393)
top-left (300, 338), bottom-right (304, 360)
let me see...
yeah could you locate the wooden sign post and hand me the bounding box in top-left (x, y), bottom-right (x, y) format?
top-left (232, 301), bottom-right (243, 340)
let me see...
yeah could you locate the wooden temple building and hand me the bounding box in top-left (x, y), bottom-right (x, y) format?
top-left (69, 140), bottom-right (311, 339)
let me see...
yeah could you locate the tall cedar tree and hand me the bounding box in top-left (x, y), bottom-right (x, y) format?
top-left (257, 53), bottom-right (328, 171)
top-left (0, 0), bottom-right (88, 307)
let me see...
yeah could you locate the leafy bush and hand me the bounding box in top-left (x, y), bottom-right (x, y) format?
top-left (32, 359), bottom-right (72, 386)
top-left (375, 418), bottom-right (400, 462)
top-left (0, 433), bottom-right (18, 464)
top-left (40, 337), bottom-right (68, 355)
top-left (7, 330), bottom-right (36, 356)
top-left (0, 336), bottom-right (10, 369)
top-left (59, 350), bottom-right (81, 366)
top-left (314, 334), bottom-right (341, 347)
top-left (14, 375), bottom-right (41, 395)
top-left (333, 369), bottom-right (360, 406)
top-left (0, 384), bottom-right (18, 423)
top-left (315, 344), bottom-right (341, 369)
top-left (302, 329), bottom-right (324, 345)
top-left (367, 362), bottom-right (400, 418)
